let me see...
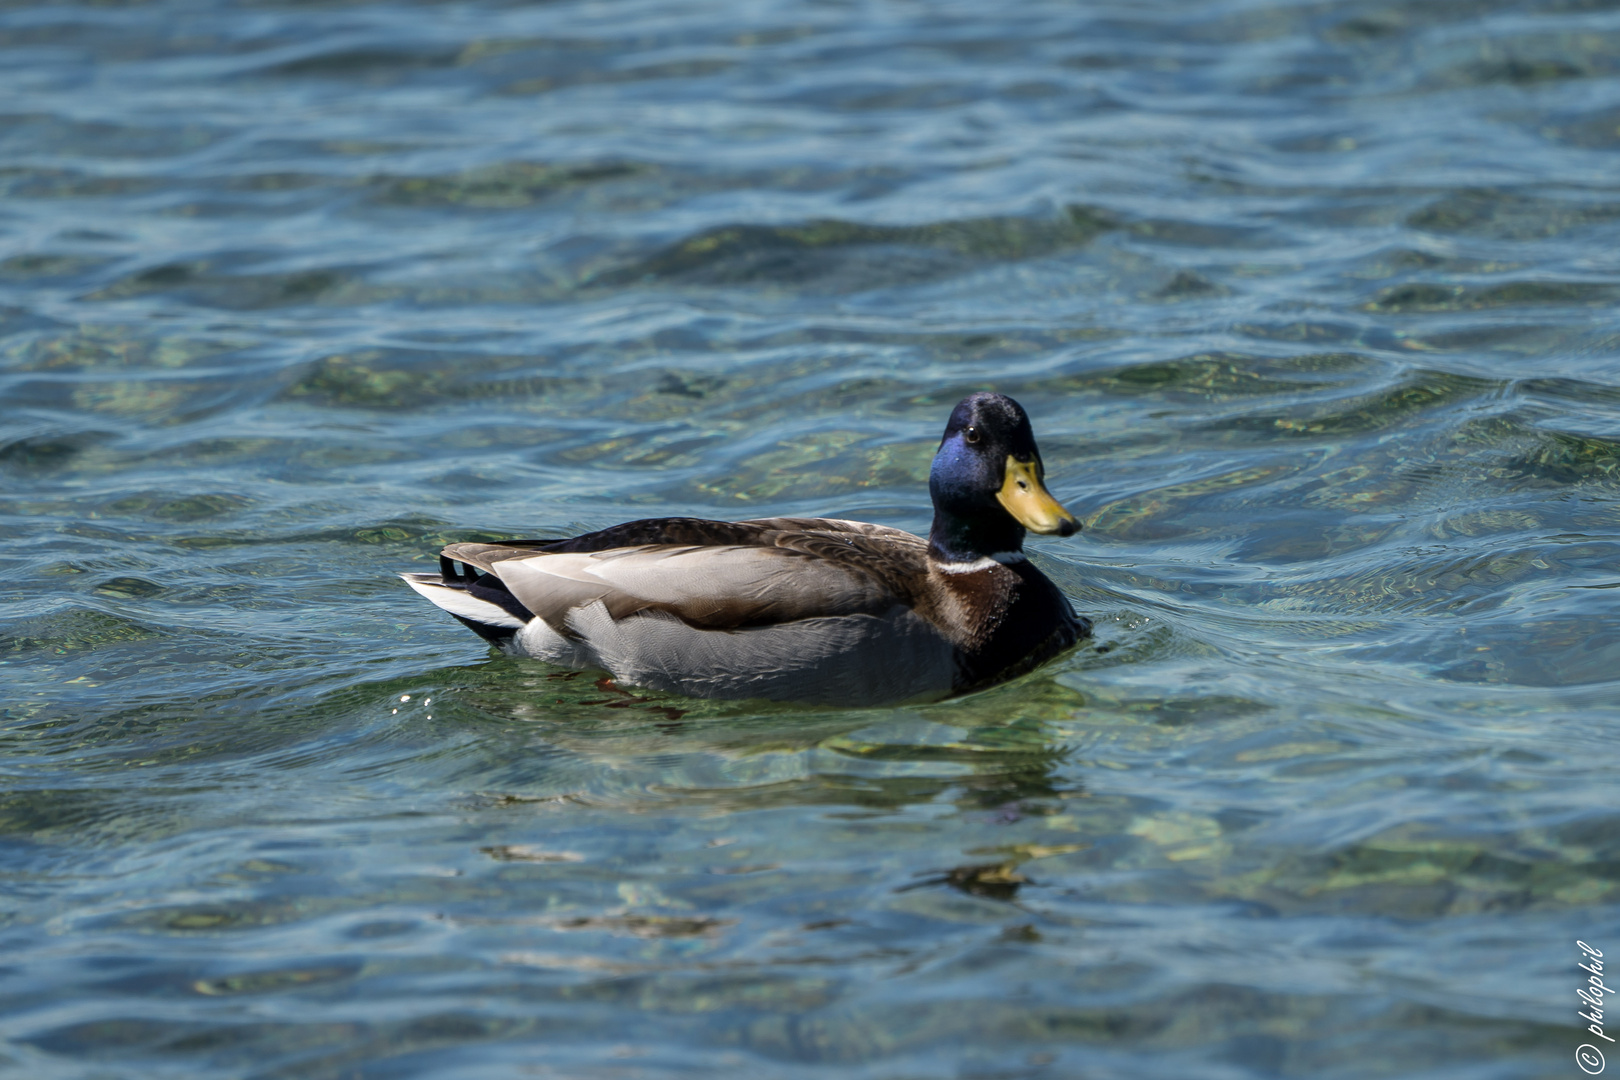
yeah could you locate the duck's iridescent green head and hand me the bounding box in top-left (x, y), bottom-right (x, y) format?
top-left (928, 392), bottom-right (1078, 562)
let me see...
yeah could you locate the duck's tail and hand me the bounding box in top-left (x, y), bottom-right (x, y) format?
top-left (400, 572), bottom-right (530, 644)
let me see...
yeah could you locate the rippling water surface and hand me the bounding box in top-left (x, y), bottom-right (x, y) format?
top-left (4, 0), bottom-right (1620, 1075)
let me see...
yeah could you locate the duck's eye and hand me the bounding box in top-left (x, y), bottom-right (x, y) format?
top-left (963, 426), bottom-right (981, 445)
top-left (1017, 479), bottom-right (1028, 490)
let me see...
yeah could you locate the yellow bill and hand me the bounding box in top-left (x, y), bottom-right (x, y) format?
top-left (997, 456), bottom-right (1079, 536)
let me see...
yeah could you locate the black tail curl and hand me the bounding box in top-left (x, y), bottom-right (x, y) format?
top-left (436, 558), bottom-right (537, 629)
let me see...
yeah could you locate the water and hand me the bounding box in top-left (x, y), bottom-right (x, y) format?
top-left (2, 0), bottom-right (1618, 1075)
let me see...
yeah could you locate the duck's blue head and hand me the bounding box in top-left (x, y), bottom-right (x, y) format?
top-left (928, 392), bottom-right (1078, 563)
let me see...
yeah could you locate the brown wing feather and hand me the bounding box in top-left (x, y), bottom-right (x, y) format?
top-left (440, 518), bottom-right (782, 574)
top-left (439, 515), bottom-right (934, 635)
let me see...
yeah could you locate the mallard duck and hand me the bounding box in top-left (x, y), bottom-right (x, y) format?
top-left (402, 392), bottom-right (1089, 705)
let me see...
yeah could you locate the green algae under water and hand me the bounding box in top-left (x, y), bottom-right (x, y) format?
top-left (2, 0), bottom-right (1619, 1076)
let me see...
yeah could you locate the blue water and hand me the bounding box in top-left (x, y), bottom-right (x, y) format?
top-left (3, 0), bottom-right (1619, 1075)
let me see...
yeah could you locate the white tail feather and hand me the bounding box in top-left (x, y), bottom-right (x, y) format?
top-left (400, 573), bottom-right (526, 630)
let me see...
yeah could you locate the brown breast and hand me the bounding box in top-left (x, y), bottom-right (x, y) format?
top-left (921, 559), bottom-right (1084, 693)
